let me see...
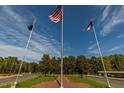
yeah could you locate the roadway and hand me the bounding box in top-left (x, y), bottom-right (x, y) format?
top-left (0, 73), bottom-right (37, 86)
top-left (87, 75), bottom-right (124, 88)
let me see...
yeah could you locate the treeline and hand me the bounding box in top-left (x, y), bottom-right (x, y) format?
top-left (0, 56), bottom-right (39, 74)
top-left (40, 54), bottom-right (124, 76)
top-left (0, 54), bottom-right (124, 76)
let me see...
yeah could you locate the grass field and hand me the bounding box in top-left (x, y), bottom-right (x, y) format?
top-left (0, 75), bottom-right (56, 88)
top-left (67, 75), bottom-right (106, 88)
top-left (0, 84), bottom-right (11, 88)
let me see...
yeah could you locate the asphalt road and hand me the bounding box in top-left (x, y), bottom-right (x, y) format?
top-left (87, 75), bottom-right (124, 88)
top-left (0, 73), bottom-right (37, 86)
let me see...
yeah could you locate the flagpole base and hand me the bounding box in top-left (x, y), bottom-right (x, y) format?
top-left (11, 82), bottom-right (17, 88)
top-left (106, 85), bottom-right (111, 88)
top-left (60, 86), bottom-right (63, 88)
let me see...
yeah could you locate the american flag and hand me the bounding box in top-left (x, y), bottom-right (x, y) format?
top-left (49, 6), bottom-right (62, 23)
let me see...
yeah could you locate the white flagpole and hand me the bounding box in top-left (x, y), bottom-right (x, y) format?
top-left (13, 19), bottom-right (36, 88)
top-left (60, 5), bottom-right (64, 88)
top-left (92, 24), bottom-right (111, 88)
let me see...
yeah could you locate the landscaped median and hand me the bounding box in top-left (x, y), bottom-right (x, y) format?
top-left (66, 75), bottom-right (106, 88)
top-left (0, 75), bottom-right (56, 88)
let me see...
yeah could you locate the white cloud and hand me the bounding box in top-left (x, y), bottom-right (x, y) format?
top-left (88, 39), bottom-right (104, 50)
top-left (101, 6), bottom-right (111, 22)
top-left (100, 6), bottom-right (124, 37)
top-left (88, 49), bottom-right (99, 55)
top-left (108, 45), bottom-right (124, 52)
top-left (0, 44), bottom-right (42, 62)
top-left (88, 43), bottom-right (97, 50)
top-left (0, 6), bottom-right (60, 61)
top-left (88, 39), bottom-right (106, 55)
top-left (116, 34), bottom-right (124, 38)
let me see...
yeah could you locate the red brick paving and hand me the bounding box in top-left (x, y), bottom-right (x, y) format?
top-left (32, 80), bottom-right (60, 88)
top-left (63, 77), bottom-right (89, 88)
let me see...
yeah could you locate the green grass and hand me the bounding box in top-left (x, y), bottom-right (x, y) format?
top-left (0, 84), bottom-right (11, 88)
top-left (17, 76), bottom-right (55, 88)
top-left (0, 76), bottom-right (55, 88)
top-left (67, 76), bottom-right (106, 88)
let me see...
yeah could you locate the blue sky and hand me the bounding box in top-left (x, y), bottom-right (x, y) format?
top-left (0, 5), bottom-right (124, 62)
top-left (64, 5), bottom-right (124, 57)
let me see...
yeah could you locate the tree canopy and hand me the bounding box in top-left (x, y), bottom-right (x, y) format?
top-left (0, 54), bottom-right (124, 76)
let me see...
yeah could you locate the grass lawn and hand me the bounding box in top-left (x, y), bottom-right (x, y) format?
top-left (0, 75), bottom-right (56, 88)
top-left (67, 75), bottom-right (106, 88)
top-left (0, 84), bottom-right (11, 88)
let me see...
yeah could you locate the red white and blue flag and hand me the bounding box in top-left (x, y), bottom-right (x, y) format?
top-left (86, 21), bottom-right (93, 31)
top-left (49, 6), bottom-right (62, 23)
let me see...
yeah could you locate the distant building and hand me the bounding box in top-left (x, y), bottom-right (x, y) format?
top-left (98, 71), bottom-right (124, 78)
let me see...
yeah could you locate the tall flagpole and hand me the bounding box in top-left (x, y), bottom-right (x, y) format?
top-left (60, 5), bottom-right (64, 88)
top-left (92, 24), bottom-right (111, 88)
top-left (13, 19), bottom-right (36, 88)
